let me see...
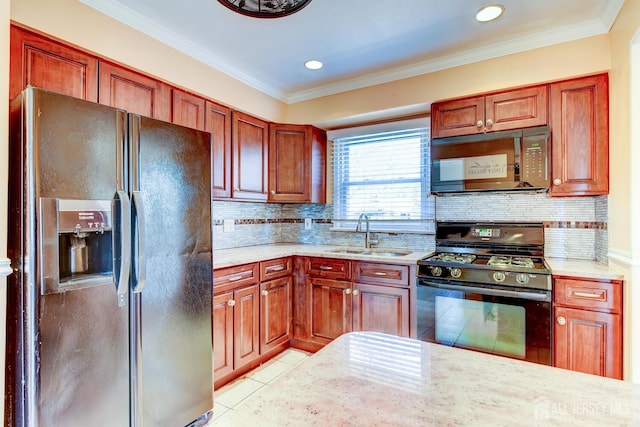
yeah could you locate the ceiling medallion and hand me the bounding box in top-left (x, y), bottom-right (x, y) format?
top-left (217, 0), bottom-right (312, 18)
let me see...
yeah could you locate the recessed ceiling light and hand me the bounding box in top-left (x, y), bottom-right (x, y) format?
top-left (304, 60), bottom-right (323, 70)
top-left (476, 4), bottom-right (504, 22)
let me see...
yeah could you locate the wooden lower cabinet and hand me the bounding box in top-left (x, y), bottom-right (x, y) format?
top-left (293, 257), bottom-right (412, 352)
top-left (352, 283), bottom-right (409, 337)
top-left (213, 284), bottom-right (260, 386)
top-left (260, 276), bottom-right (292, 354)
top-left (554, 306), bottom-right (621, 379)
top-left (308, 277), bottom-right (353, 346)
top-left (553, 276), bottom-right (623, 379)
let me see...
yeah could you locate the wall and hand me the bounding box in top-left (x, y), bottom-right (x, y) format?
top-left (287, 35), bottom-right (611, 128)
top-left (608, 0), bottom-right (640, 383)
top-left (213, 195), bottom-right (608, 263)
top-left (9, 0), bottom-right (288, 123)
top-left (4, 0), bottom-right (635, 384)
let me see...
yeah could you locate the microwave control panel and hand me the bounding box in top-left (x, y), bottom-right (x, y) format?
top-left (521, 136), bottom-right (548, 183)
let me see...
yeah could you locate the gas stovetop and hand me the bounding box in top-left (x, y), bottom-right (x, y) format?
top-left (417, 222), bottom-right (551, 291)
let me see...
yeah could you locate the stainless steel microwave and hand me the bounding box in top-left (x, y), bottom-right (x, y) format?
top-left (431, 126), bottom-right (550, 194)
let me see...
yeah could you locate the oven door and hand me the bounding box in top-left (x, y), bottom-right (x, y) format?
top-left (417, 278), bottom-right (551, 365)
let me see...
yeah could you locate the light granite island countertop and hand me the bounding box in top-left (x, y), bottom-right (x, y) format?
top-left (213, 332), bottom-right (640, 426)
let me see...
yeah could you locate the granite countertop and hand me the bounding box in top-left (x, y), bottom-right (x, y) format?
top-left (214, 332), bottom-right (640, 426)
top-left (213, 244), bottom-right (625, 281)
top-left (213, 243), bottom-right (432, 269)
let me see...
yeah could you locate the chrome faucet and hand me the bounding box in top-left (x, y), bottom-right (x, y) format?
top-left (356, 213), bottom-right (378, 248)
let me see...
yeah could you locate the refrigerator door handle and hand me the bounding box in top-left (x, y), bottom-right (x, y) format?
top-left (114, 190), bottom-right (131, 307)
top-left (132, 191), bottom-right (146, 293)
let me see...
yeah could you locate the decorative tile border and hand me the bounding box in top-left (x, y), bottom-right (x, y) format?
top-left (213, 218), bottom-right (333, 226)
top-left (543, 221), bottom-right (608, 230)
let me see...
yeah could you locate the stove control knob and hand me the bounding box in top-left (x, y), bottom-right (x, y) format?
top-left (450, 268), bottom-right (462, 278)
top-left (516, 273), bottom-right (529, 284)
top-left (493, 272), bottom-right (506, 282)
top-left (430, 266), bottom-right (443, 277)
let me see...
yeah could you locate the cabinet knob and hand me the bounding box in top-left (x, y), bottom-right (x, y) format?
top-left (234, 187), bottom-right (240, 192)
top-left (556, 316), bottom-right (566, 326)
top-left (353, 289), bottom-right (360, 296)
top-left (228, 299), bottom-right (236, 307)
top-left (476, 120), bottom-right (484, 128)
top-left (345, 288), bottom-right (352, 295)
top-left (553, 178), bottom-right (562, 186)
top-left (270, 190), bottom-right (276, 195)
top-left (261, 290), bottom-right (268, 296)
top-left (485, 119), bottom-right (494, 127)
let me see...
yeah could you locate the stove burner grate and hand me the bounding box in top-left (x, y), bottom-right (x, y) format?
top-left (430, 253), bottom-right (477, 264)
top-left (487, 255), bottom-right (535, 269)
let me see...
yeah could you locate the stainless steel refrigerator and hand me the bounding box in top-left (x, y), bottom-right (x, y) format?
top-left (6, 87), bottom-right (214, 426)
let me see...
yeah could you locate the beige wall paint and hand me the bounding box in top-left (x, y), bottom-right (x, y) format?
top-left (288, 35), bottom-right (611, 127)
top-left (2, 0), bottom-right (637, 386)
top-left (10, 0), bottom-right (288, 123)
top-left (608, 0), bottom-right (640, 383)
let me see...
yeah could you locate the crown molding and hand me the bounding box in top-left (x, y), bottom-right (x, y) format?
top-left (285, 17), bottom-right (610, 103)
top-left (80, 0), bottom-right (620, 105)
top-left (78, 0), bottom-right (288, 101)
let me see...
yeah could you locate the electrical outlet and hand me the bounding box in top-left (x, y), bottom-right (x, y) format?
top-left (223, 219), bottom-right (235, 233)
top-left (304, 218), bottom-right (313, 230)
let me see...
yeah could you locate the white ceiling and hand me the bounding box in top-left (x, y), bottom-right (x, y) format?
top-left (79, 0), bottom-right (624, 104)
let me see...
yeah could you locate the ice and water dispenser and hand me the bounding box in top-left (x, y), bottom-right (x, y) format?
top-left (39, 198), bottom-right (115, 294)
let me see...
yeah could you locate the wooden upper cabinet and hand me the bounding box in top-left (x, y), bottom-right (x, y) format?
top-left (10, 25), bottom-right (98, 102)
top-left (207, 101), bottom-right (233, 199)
top-left (232, 111), bottom-right (269, 201)
top-left (431, 85), bottom-right (548, 138)
top-left (549, 74), bottom-right (609, 196)
top-left (171, 89), bottom-right (205, 130)
top-left (269, 124), bottom-right (311, 203)
top-left (268, 124), bottom-right (327, 203)
top-left (98, 61), bottom-right (171, 121)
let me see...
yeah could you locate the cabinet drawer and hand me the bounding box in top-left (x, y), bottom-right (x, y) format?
top-left (306, 257), bottom-right (351, 280)
top-left (260, 257), bottom-right (293, 281)
top-left (553, 278), bottom-right (622, 313)
top-left (353, 262), bottom-right (409, 287)
top-left (214, 263), bottom-right (259, 292)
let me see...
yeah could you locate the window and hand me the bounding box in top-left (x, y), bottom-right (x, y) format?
top-left (331, 124), bottom-right (432, 232)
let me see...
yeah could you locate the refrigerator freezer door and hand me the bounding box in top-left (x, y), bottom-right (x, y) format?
top-left (129, 115), bottom-right (213, 426)
top-left (6, 88), bottom-right (130, 427)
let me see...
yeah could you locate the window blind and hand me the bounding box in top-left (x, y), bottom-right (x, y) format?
top-left (332, 127), bottom-right (433, 232)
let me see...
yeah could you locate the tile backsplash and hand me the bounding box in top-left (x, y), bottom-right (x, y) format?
top-left (212, 192), bottom-right (608, 263)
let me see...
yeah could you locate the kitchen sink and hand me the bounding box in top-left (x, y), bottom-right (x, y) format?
top-left (327, 247), bottom-right (412, 257)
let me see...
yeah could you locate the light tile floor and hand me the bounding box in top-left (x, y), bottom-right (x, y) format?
top-left (211, 348), bottom-right (312, 423)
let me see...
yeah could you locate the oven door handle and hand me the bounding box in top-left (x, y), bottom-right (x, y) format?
top-left (422, 282), bottom-right (551, 302)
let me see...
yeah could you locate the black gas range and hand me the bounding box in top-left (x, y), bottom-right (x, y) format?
top-left (417, 222), bottom-right (551, 292)
top-left (416, 222), bottom-right (552, 365)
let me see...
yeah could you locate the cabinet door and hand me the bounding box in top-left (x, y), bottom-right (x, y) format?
top-left (554, 306), bottom-right (621, 379)
top-left (212, 292), bottom-right (234, 379)
top-left (431, 96), bottom-right (485, 138)
top-left (260, 277), bottom-right (292, 354)
top-left (549, 74), bottom-right (609, 196)
top-left (10, 25), bottom-right (98, 101)
top-left (268, 124), bottom-right (311, 203)
top-left (485, 85), bottom-right (547, 132)
top-left (233, 285), bottom-right (260, 370)
top-left (172, 89), bottom-right (205, 130)
top-left (98, 61), bottom-right (171, 121)
top-left (352, 283), bottom-right (409, 337)
top-left (308, 277), bottom-right (352, 345)
top-left (207, 101), bottom-right (232, 199)
top-left (232, 112), bottom-right (268, 201)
